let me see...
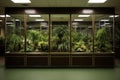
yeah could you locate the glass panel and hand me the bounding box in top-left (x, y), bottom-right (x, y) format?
top-left (26, 14), bottom-right (49, 52)
top-left (72, 14), bottom-right (92, 52)
top-left (94, 14), bottom-right (113, 52)
top-left (50, 14), bottom-right (70, 52)
top-left (5, 14), bottom-right (24, 52)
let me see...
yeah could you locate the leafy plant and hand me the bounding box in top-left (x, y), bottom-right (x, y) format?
top-left (27, 30), bottom-right (48, 51)
top-left (51, 25), bottom-right (69, 51)
top-left (95, 27), bottom-right (112, 52)
top-left (72, 31), bottom-right (92, 52)
top-left (6, 34), bottom-right (24, 52)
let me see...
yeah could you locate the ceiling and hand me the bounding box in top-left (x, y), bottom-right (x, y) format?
top-left (0, 0), bottom-right (120, 19)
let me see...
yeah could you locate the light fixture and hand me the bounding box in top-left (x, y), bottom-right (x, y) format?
top-left (109, 15), bottom-right (119, 18)
top-left (35, 19), bottom-right (45, 21)
top-left (29, 15), bottom-right (41, 17)
top-left (15, 19), bottom-right (20, 21)
top-left (11, 0), bottom-right (31, 3)
top-left (78, 15), bottom-right (90, 17)
top-left (100, 19), bottom-right (109, 21)
top-left (82, 9), bottom-right (93, 14)
top-left (25, 9), bottom-right (36, 14)
top-left (0, 20), bottom-right (2, 22)
top-left (74, 19), bottom-right (83, 21)
top-left (0, 15), bottom-right (10, 17)
top-left (88, 0), bottom-right (107, 3)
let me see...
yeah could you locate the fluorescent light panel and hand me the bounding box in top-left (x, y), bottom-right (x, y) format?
top-left (78, 15), bottom-right (90, 17)
top-left (82, 9), bottom-right (93, 14)
top-left (11, 0), bottom-right (31, 3)
top-left (100, 19), bottom-right (109, 21)
top-left (109, 15), bottom-right (119, 17)
top-left (88, 0), bottom-right (107, 3)
top-left (15, 19), bottom-right (20, 21)
top-left (29, 15), bottom-right (41, 17)
top-left (35, 19), bottom-right (45, 21)
top-left (74, 19), bottom-right (83, 21)
top-left (0, 15), bottom-right (10, 17)
top-left (25, 10), bottom-right (36, 14)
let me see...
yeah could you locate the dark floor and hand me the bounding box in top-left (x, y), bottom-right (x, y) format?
top-left (0, 57), bottom-right (120, 80)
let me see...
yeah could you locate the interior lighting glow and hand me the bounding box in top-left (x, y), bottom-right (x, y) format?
top-left (25, 9), bottom-right (36, 14)
top-left (74, 19), bottom-right (83, 21)
top-left (100, 19), bottom-right (109, 21)
top-left (29, 15), bottom-right (41, 17)
top-left (78, 15), bottom-right (90, 17)
top-left (11, 0), bottom-right (31, 3)
top-left (88, 0), bottom-right (107, 3)
top-left (15, 19), bottom-right (20, 21)
top-left (0, 15), bottom-right (10, 17)
top-left (82, 9), bottom-right (93, 14)
top-left (35, 19), bottom-right (45, 21)
top-left (109, 15), bottom-right (119, 17)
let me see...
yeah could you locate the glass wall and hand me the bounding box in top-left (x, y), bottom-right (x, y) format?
top-left (5, 13), bottom-right (114, 53)
top-left (72, 14), bottom-right (92, 52)
top-left (50, 14), bottom-right (70, 52)
top-left (26, 14), bottom-right (49, 52)
top-left (5, 14), bottom-right (24, 52)
top-left (94, 14), bottom-right (114, 52)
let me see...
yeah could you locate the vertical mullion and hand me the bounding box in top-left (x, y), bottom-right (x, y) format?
top-left (92, 15), bottom-right (95, 66)
top-left (24, 14), bottom-right (27, 52)
top-left (92, 15), bottom-right (95, 53)
top-left (48, 14), bottom-right (51, 66)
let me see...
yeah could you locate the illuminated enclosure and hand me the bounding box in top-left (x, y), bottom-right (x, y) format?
top-left (5, 7), bottom-right (115, 67)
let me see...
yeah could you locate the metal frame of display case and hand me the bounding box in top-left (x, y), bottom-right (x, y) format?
top-left (5, 7), bottom-right (115, 68)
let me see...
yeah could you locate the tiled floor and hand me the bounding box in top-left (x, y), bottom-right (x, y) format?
top-left (0, 57), bottom-right (120, 80)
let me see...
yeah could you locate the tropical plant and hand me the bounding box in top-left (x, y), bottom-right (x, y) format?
top-left (51, 25), bottom-right (69, 51)
top-left (27, 30), bottom-right (48, 51)
top-left (6, 34), bottom-right (24, 52)
top-left (72, 31), bottom-right (92, 52)
top-left (95, 27), bottom-right (112, 52)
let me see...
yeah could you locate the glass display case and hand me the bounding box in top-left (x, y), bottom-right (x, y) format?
top-left (5, 7), bottom-right (115, 67)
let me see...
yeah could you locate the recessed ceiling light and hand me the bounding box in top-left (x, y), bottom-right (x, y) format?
top-left (82, 9), bottom-right (93, 14)
top-left (0, 15), bottom-right (10, 17)
top-left (25, 9), bottom-right (36, 14)
top-left (88, 0), bottom-right (107, 3)
top-left (100, 19), bottom-right (109, 21)
top-left (78, 15), bottom-right (90, 17)
top-left (29, 15), bottom-right (41, 17)
top-left (109, 15), bottom-right (119, 17)
top-left (35, 19), bottom-right (45, 21)
top-left (15, 19), bottom-right (20, 21)
top-left (74, 19), bottom-right (83, 21)
top-left (11, 0), bottom-right (31, 3)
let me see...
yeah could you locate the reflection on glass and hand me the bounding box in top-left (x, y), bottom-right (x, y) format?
top-left (26, 14), bottom-right (49, 52)
top-left (72, 14), bottom-right (92, 52)
top-left (6, 14), bottom-right (24, 52)
top-left (94, 15), bottom-right (113, 52)
top-left (51, 14), bottom-right (70, 52)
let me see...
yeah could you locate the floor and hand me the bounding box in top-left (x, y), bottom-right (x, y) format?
top-left (0, 57), bottom-right (120, 80)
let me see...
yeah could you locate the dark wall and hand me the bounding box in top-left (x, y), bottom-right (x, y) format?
top-left (115, 21), bottom-right (120, 58)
